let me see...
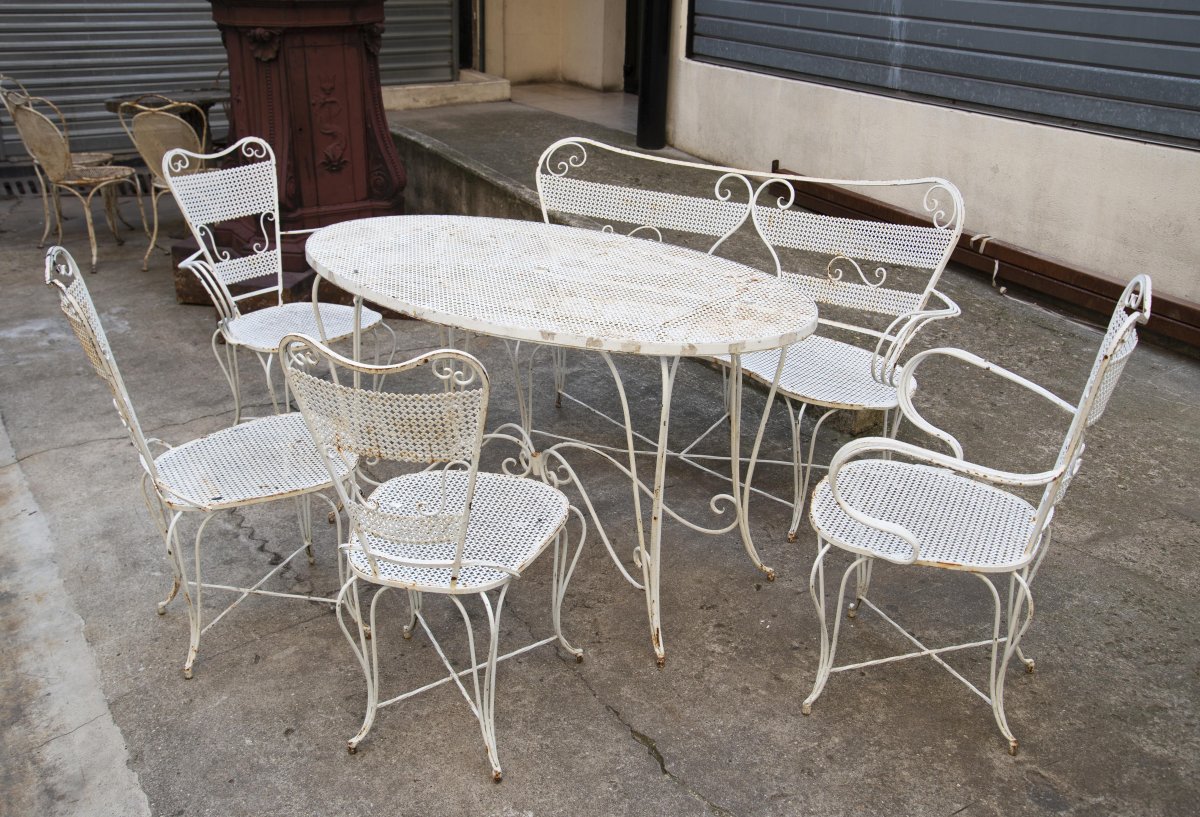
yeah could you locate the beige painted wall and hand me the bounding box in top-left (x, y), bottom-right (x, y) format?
top-left (484, 0), bottom-right (625, 90)
top-left (667, 5), bottom-right (1200, 305)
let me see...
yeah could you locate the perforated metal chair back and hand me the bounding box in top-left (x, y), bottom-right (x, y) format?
top-left (283, 334), bottom-right (491, 582)
top-left (10, 99), bottom-right (72, 181)
top-left (43, 246), bottom-right (159, 481)
top-left (162, 136), bottom-right (283, 310)
top-left (120, 96), bottom-right (206, 184)
top-left (1034, 275), bottom-right (1151, 537)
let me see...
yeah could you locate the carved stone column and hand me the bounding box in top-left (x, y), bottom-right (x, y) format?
top-left (176, 0), bottom-right (406, 301)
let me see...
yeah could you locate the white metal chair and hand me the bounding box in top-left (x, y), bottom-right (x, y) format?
top-left (119, 94), bottom-right (208, 270)
top-left (801, 275), bottom-right (1151, 754)
top-left (162, 136), bottom-right (396, 424)
top-left (283, 333), bottom-right (584, 781)
top-left (11, 95), bottom-right (145, 273)
top-left (45, 245), bottom-right (347, 679)
top-left (1, 75), bottom-right (116, 249)
top-left (737, 178), bottom-right (963, 541)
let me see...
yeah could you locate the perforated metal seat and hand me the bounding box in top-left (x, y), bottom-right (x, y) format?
top-left (801, 275), bottom-right (1152, 756)
top-left (729, 335), bottom-right (912, 411)
top-left (155, 412), bottom-right (341, 512)
top-left (224, 301), bottom-right (383, 355)
top-left (810, 461), bottom-right (1033, 570)
top-left (346, 472), bottom-right (569, 592)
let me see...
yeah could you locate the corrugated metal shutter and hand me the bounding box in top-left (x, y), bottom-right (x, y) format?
top-left (688, 0), bottom-right (1200, 145)
top-left (0, 0), bottom-right (455, 164)
top-left (382, 0), bottom-right (457, 85)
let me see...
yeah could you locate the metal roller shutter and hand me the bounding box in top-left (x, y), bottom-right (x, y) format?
top-left (688, 0), bottom-right (1200, 146)
top-left (0, 0), bottom-right (455, 164)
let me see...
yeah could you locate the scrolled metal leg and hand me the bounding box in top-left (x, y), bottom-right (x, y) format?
top-left (451, 589), bottom-right (506, 781)
top-left (552, 512), bottom-right (586, 661)
top-left (179, 513), bottom-right (218, 679)
top-left (340, 579), bottom-right (384, 754)
top-left (294, 495), bottom-right (315, 565)
top-left (733, 350), bottom-right (784, 580)
top-left (402, 590), bottom-right (421, 640)
top-left (847, 559), bottom-right (874, 619)
top-left (803, 546), bottom-right (862, 715)
top-left (788, 406), bottom-right (839, 542)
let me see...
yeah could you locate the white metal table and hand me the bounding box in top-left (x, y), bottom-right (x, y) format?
top-left (306, 215), bottom-right (819, 665)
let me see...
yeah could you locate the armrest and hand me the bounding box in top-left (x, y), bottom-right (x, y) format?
top-left (895, 347), bottom-right (1076, 458)
top-left (827, 436), bottom-right (1068, 564)
top-left (872, 289), bottom-right (961, 383)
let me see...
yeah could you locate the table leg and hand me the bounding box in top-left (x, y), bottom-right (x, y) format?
top-left (731, 347), bottom-right (790, 580)
top-left (643, 355), bottom-right (679, 667)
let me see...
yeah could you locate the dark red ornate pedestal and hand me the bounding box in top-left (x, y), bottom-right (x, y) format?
top-left (176, 0), bottom-right (406, 302)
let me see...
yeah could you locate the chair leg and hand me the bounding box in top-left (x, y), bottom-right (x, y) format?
top-left (142, 187), bottom-right (165, 270)
top-left (256, 350), bottom-right (281, 415)
top-left (451, 589), bottom-right (506, 781)
top-left (339, 578), bottom-right (383, 754)
top-left (294, 494), bottom-right (316, 565)
top-left (788, 404), bottom-right (840, 542)
top-left (143, 477), bottom-right (182, 614)
top-left (401, 590), bottom-right (422, 639)
top-left (551, 517), bottom-right (585, 661)
top-left (847, 559), bottom-right (874, 619)
top-left (168, 512), bottom-right (216, 679)
top-left (977, 572), bottom-right (1035, 755)
top-left (99, 186), bottom-right (123, 245)
top-left (34, 165), bottom-right (52, 248)
top-left (552, 346), bottom-right (568, 408)
top-left (211, 328), bottom-right (242, 424)
top-left (802, 544), bottom-right (864, 715)
top-left (785, 399), bottom-right (806, 541)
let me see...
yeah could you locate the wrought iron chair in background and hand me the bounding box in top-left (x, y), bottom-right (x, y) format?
top-left (284, 334), bottom-right (585, 781)
top-left (45, 246), bottom-right (347, 679)
top-left (801, 275), bottom-right (1151, 754)
top-left (1, 75), bottom-right (115, 249)
top-left (119, 94), bottom-right (208, 270)
top-left (163, 136), bottom-right (395, 424)
top-left (10, 94), bottom-right (145, 272)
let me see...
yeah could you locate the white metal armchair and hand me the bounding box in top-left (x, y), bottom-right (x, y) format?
top-left (801, 275), bottom-right (1151, 754)
top-left (45, 246), bottom-right (347, 679)
top-left (163, 136), bottom-right (396, 424)
top-left (283, 334), bottom-right (585, 781)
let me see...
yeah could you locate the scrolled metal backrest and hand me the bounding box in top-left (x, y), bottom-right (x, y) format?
top-left (43, 246), bottom-right (159, 482)
top-left (162, 136), bottom-right (283, 308)
top-left (9, 97), bottom-right (71, 181)
top-left (1029, 275), bottom-right (1151, 554)
top-left (537, 136), bottom-right (756, 253)
top-left (120, 96), bottom-right (206, 184)
top-left (283, 335), bottom-right (491, 580)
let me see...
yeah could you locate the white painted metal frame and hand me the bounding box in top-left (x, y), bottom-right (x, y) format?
top-left (282, 334), bottom-right (584, 781)
top-left (162, 136), bottom-right (397, 423)
top-left (304, 215), bottom-right (820, 666)
top-left (536, 136), bottom-right (965, 542)
top-left (44, 246), bottom-right (348, 679)
top-left (802, 275), bottom-right (1151, 754)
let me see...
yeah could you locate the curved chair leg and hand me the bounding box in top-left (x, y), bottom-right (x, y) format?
top-left (551, 515), bottom-right (586, 661)
top-left (802, 545), bottom-right (864, 715)
top-left (142, 187), bottom-right (167, 270)
top-left (293, 494), bottom-right (316, 565)
top-left (1008, 572), bottom-right (1036, 673)
top-left (785, 399), bottom-right (806, 541)
top-left (402, 590), bottom-right (422, 639)
top-left (211, 328), bottom-right (242, 424)
top-left (99, 185), bottom-right (123, 245)
top-left (552, 346), bottom-right (568, 408)
top-left (34, 164), bottom-right (53, 248)
top-left (976, 572), bottom-right (1034, 755)
top-left (847, 559), bottom-right (874, 619)
top-left (256, 350), bottom-right (281, 415)
top-left (339, 578), bottom-right (383, 753)
top-left (142, 476), bottom-right (182, 614)
top-left (788, 405), bottom-right (840, 542)
top-left (451, 588), bottom-right (507, 781)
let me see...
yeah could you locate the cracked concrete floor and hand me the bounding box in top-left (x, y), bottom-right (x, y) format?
top-left (1, 191), bottom-right (1198, 816)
